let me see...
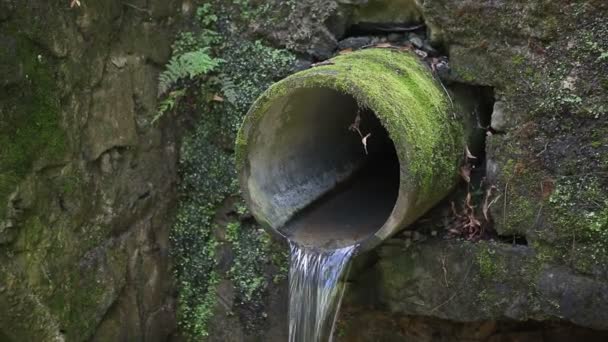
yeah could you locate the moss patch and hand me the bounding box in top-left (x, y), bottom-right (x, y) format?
top-left (477, 246), bottom-right (498, 278)
top-left (0, 34), bottom-right (65, 220)
top-left (168, 4), bottom-right (295, 337)
top-left (544, 177), bottom-right (608, 275)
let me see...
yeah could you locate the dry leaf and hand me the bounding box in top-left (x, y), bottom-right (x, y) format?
top-left (362, 133), bottom-right (371, 155)
top-left (349, 112), bottom-right (361, 134)
top-left (450, 201), bottom-right (460, 217)
top-left (414, 49), bottom-right (428, 58)
top-left (339, 48), bottom-right (353, 55)
top-left (312, 61), bottom-right (335, 67)
top-left (213, 94), bottom-right (225, 102)
top-left (349, 112), bottom-right (371, 154)
top-left (465, 145), bottom-right (477, 159)
top-left (469, 216), bottom-right (481, 227)
top-left (70, 0), bottom-right (81, 8)
top-left (430, 57), bottom-right (439, 72)
top-left (449, 189), bottom-right (485, 240)
top-left (460, 165), bottom-right (471, 183)
top-left (464, 192), bottom-right (473, 210)
top-left (482, 186), bottom-right (497, 221)
top-left (541, 179), bottom-right (555, 200)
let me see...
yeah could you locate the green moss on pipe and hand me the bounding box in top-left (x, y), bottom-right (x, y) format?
top-left (236, 48), bottom-right (464, 250)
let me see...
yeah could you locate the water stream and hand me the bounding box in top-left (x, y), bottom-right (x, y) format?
top-left (283, 143), bottom-right (399, 341)
top-left (288, 242), bottom-right (357, 342)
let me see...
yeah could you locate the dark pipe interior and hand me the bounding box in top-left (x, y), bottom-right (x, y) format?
top-left (264, 89), bottom-right (400, 249)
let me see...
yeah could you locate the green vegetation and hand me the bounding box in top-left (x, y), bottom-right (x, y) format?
top-left (154, 5), bottom-right (223, 123)
top-left (158, 48), bottom-right (222, 95)
top-left (0, 35), bottom-right (65, 221)
top-left (477, 246), bottom-right (498, 278)
top-left (475, 243), bottom-right (508, 281)
top-left (168, 3), bottom-right (295, 338)
top-left (154, 89), bottom-right (186, 124)
top-left (226, 209), bottom-right (288, 304)
top-left (545, 177), bottom-right (608, 274)
top-left (511, 54), bottom-right (526, 66)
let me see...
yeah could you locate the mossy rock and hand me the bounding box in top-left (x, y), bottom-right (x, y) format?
top-left (0, 33), bottom-right (66, 222)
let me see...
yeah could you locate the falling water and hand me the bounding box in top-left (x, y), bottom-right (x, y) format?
top-left (288, 241), bottom-right (357, 342)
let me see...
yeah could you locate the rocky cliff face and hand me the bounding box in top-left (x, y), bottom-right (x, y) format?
top-left (0, 0), bottom-right (181, 340)
top-left (204, 0), bottom-right (608, 339)
top-left (338, 0), bottom-right (608, 334)
top-left (1, 0), bottom-right (607, 341)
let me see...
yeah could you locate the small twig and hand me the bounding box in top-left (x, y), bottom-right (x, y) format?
top-left (536, 142), bottom-right (548, 156)
top-left (349, 111), bottom-right (372, 154)
top-left (430, 262), bottom-right (473, 313)
top-left (533, 181), bottom-right (545, 229)
top-left (482, 185), bottom-right (499, 221)
top-left (123, 2), bottom-right (151, 14)
top-left (465, 145), bottom-right (477, 160)
top-left (570, 232), bottom-right (576, 265)
top-left (533, 203), bottom-right (544, 231)
top-left (502, 180), bottom-right (509, 228)
top-left (349, 111), bottom-right (363, 137)
top-left (486, 195), bottom-right (501, 215)
top-left (362, 23), bottom-right (425, 32)
top-left (361, 43), bottom-right (401, 50)
top-left (430, 292), bottom-right (458, 313)
top-left (311, 60), bottom-right (335, 68)
top-left (437, 79), bottom-right (455, 118)
top-left (360, 43), bottom-right (378, 50)
top-left (440, 254), bottom-right (449, 288)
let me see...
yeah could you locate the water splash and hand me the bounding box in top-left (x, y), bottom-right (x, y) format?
top-left (288, 241), bottom-right (356, 342)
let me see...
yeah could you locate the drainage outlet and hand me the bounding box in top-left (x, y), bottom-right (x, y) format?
top-left (236, 48), bottom-right (464, 251)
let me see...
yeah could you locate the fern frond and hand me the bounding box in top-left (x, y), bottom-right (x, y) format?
top-left (220, 74), bottom-right (239, 106)
top-left (153, 89), bottom-right (186, 124)
top-left (158, 48), bottom-right (222, 95)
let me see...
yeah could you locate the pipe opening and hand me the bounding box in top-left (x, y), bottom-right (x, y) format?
top-left (247, 87), bottom-right (400, 249)
top-left (240, 48), bottom-right (462, 252)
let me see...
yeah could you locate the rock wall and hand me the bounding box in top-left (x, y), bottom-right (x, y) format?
top-left (0, 0), bottom-right (181, 340)
top-left (1, 0), bottom-right (607, 341)
top-left (213, 0), bottom-right (608, 338)
top-left (338, 0), bottom-right (608, 335)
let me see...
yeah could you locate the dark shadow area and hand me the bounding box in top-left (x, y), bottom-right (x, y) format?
top-left (345, 23), bottom-right (426, 36)
top-left (283, 111), bottom-right (399, 248)
top-left (277, 106), bottom-right (400, 249)
top-left (498, 234), bottom-right (529, 245)
top-left (337, 312), bottom-right (608, 342)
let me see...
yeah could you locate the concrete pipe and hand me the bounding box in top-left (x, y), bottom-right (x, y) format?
top-left (236, 48), bottom-right (464, 251)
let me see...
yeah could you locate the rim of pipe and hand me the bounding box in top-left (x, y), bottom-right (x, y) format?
top-left (236, 48), bottom-right (464, 252)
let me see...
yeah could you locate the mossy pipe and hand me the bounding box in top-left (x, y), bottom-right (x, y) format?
top-left (236, 48), bottom-right (464, 252)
